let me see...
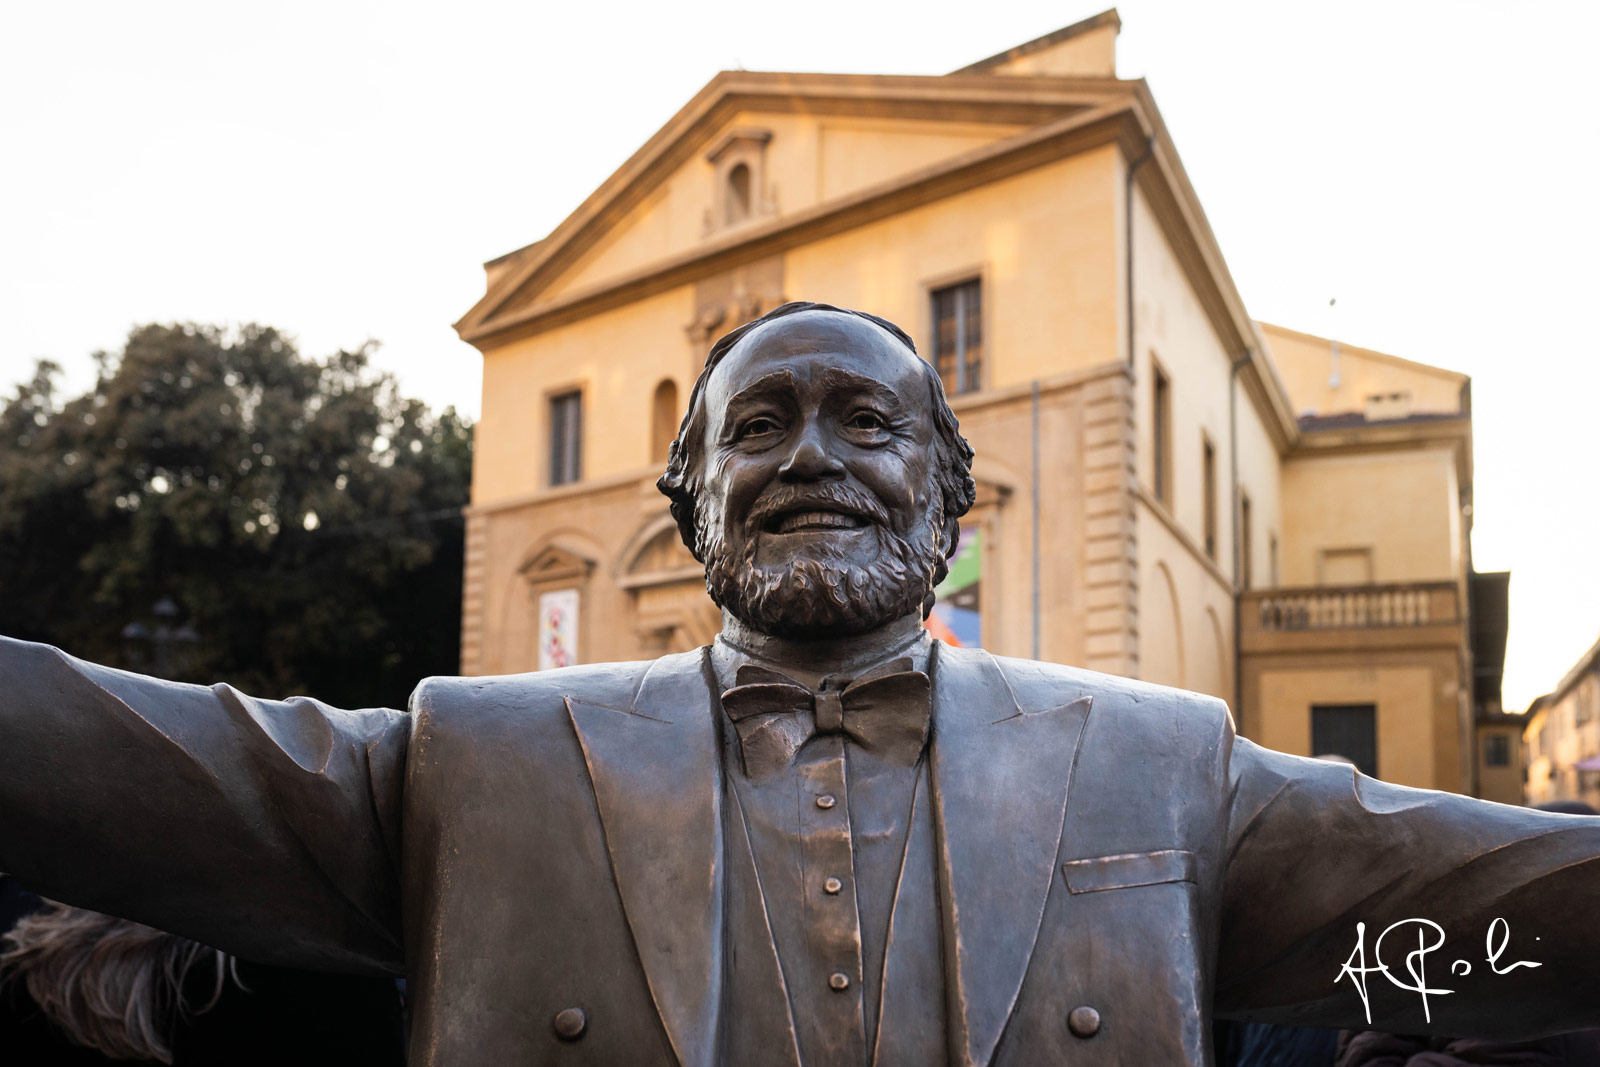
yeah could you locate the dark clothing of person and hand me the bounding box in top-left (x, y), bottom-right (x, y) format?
top-left (1216, 1019), bottom-right (1340, 1066)
top-left (0, 876), bottom-right (406, 1066)
top-left (1337, 1028), bottom-right (1600, 1066)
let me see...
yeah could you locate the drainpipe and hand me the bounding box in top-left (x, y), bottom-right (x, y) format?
top-left (1229, 350), bottom-right (1254, 724)
top-left (1032, 380), bottom-right (1041, 660)
top-left (1124, 136), bottom-right (1155, 370)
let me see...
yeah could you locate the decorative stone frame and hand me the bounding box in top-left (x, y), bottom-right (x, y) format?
top-left (514, 539), bottom-right (597, 669)
top-left (704, 126), bottom-right (774, 234)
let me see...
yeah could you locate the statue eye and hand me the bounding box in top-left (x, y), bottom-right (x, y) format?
top-left (739, 416), bottom-right (780, 439)
top-left (847, 410), bottom-right (886, 431)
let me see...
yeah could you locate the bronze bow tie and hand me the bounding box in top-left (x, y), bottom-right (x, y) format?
top-left (719, 658), bottom-right (932, 777)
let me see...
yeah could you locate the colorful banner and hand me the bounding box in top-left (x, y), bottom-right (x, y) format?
top-left (538, 588), bottom-right (580, 670)
top-left (927, 527), bottom-right (981, 648)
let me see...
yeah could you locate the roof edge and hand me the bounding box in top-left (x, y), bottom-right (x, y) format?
top-left (950, 9), bottom-right (1122, 76)
top-left (1257, 321), bottom-right (1470, 384)
top-left (1546, 633), bottom-right (1600, 711)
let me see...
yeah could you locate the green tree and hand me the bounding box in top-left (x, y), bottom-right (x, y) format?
top-left (0, 323), bottom-right (473, 709)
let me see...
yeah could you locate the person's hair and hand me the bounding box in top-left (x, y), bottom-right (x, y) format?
top-left (656, 300), bottom-right (976, 561)
top-left (0, 902), bottom-right (239, 1064)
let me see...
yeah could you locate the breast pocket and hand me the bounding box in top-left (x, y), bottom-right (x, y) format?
top-left (1061, 848), bottom-right (1197, 894)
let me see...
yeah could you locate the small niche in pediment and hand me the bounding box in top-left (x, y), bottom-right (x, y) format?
top-left (704, 126), bottom-right (775, 236)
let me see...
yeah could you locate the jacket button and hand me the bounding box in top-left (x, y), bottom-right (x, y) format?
top-left (553, 1007), bottom-right (587, 1041)
top-left (1067, 1005), bottom-right (1100, 1038)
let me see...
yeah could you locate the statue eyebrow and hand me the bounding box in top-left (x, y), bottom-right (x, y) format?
top-left (723, 370), bottom-right (799, 412)
top-left (820, 367), bottom-right (899, 408)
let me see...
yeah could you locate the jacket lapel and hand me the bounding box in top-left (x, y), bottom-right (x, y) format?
top-left (566, 649), bottom-right (723, 1067)
top-left (870, 761), bottom-right (946, 1067)
top-left (929, 643), bottom-right (1093, 1067)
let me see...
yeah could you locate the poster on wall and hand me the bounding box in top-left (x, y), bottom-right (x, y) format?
top-left (927, 527), bottom-right (981, 648)
top-left (538, 588), bottom-right (580, 670)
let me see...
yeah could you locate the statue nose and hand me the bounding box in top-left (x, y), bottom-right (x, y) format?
top-left (778, 424), bottom-right (844, 481)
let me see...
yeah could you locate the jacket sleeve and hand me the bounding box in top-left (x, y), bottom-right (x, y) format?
top-left (1216, 737), bottom-right (1600, 1038)
top-left (0, 636), bottom-right (407, 976)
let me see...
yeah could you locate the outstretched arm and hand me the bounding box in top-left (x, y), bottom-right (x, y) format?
top-left (1217, 738), bottom-right (1600, 1037)
top-left (0, 636), bottom-right (407, 976)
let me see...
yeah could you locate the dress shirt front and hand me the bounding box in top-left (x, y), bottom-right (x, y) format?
top-left (711, 635), bottom-right (946, 1067)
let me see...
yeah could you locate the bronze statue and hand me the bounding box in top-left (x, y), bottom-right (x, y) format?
top-left (2, 301), bottom-right (1599, 1066)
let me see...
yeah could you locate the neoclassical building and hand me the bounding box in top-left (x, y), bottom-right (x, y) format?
top-left (453, 11), bottom-right (1510, 797)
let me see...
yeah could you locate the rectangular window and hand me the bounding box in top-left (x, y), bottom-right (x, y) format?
top-left (1152, 360), bottom-right (1172, 505)
top-left (1202, 435), bottom-right (1217, 560)
top-left (549, 390), bottom-right (583, 487)
top-left (1312, 703), bottom-right (1377, 779)
top-left (1484, 734), bottom-right (1511, 768)
top-left (932, 279), bottom-right (982, 396)
top-left (1240, 492), bottom-right (1253, 590)
top-left (1270, 533), bottom-right (1280, 587)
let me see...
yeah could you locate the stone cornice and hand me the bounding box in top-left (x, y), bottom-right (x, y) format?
top-left (1289, 413), bottom-right (1473, 489)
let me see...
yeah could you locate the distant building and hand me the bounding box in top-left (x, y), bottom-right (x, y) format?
top-left (1524, 639), bottom-right (1600, 809)
top-left (453, 11), bottom-right (1508, 797)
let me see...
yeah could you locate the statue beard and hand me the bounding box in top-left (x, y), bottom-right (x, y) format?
top-left (698, 481), bottom-right (948, 639)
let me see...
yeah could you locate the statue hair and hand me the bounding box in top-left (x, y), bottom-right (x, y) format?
top-left (0, 901), bottom-right (240, 1064)
top-left (656, 301), bottom-right (976, 563)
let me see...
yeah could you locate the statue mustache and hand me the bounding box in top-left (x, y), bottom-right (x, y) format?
top-left (747, 484), bottom-right (891, 530)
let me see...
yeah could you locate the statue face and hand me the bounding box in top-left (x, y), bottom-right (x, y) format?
top-left (695, 310), bottom-right (947, 637)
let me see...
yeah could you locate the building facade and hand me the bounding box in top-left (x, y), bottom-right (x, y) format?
top-left (1524, 640), bottom-right (1600, 809)
top-left (453, 12), bottom-right (1508, 796)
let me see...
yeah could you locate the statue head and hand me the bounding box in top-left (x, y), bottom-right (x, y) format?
top-left (657, 301), bottom-right (976, 639)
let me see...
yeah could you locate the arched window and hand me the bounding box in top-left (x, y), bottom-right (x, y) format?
top-left (725, 163), bottom-right (752, 225)
top-left (651, 379), bottom-right (679, 464)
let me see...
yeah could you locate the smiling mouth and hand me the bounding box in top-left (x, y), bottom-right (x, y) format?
top-left (764, 509), bottom-right (871, 534)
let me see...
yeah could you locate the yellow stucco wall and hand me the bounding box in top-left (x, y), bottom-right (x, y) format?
top-left (1261, 322), bottom-right (1466, 418)
top-left (1124, 182), bottom-right (1285, 693)
top-left (538, 112), bottom-right (1027, 306)
top-left (981, 23), bottom-right (1119, 78)
top-left (473, 286), bottom-right (697, 505)
top-left (1278, 448), bottom-right (1461, 586)
top-left (1476, 722), bottom-right (1524, 806)
top-left (1257, 664), bottom-right (1446, 790)
top-left (1136, 513), bottom-right (1233, 699)
top-left (814, 118), bottom-right (1028, 201)
top-left (784, 146), bottom-right (1122, 386)
top-left (1131, 184), bottom-right (1235, 568)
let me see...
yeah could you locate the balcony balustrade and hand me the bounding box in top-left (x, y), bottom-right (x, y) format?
top-left (1241, 581), bottom-right (1462, 653)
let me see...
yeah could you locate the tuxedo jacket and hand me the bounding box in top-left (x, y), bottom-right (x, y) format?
top-left (3, 635), bottom-right (1600, 1066)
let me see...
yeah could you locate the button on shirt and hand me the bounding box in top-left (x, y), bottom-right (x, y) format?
top-left (712, 635), bottom-right (944, 1067)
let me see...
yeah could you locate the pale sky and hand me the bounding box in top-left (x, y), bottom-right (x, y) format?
top-left (2, 0), bottom-right (1596, 710)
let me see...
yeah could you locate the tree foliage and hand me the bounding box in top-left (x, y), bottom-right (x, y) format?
top-left (0, 323), bottom-right (472, 709)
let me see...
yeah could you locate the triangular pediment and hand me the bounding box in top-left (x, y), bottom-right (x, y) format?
top-left (456, 71), bottom-right (1134, 346)
top-left (518, 543), bottom-right (595, 585)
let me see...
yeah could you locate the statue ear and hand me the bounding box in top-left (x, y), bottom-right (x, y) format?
top-left (670, 497), bottom-right (704, 562)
